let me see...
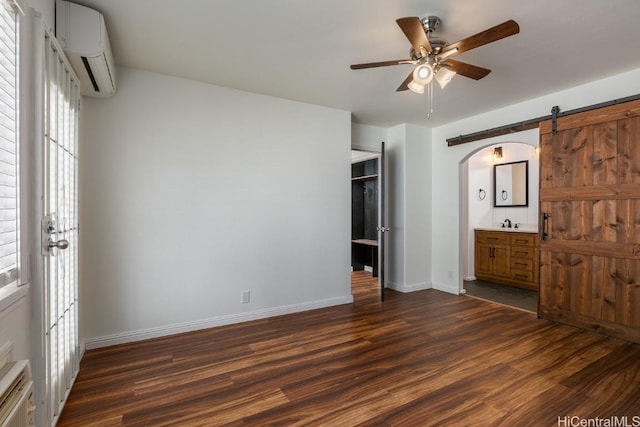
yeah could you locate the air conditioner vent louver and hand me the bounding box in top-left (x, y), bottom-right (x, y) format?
top-left (0, 360), bottom-right (34, 427)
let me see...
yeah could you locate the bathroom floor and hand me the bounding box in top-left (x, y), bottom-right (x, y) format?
top-left (463, 279), bottom-right (537, 313)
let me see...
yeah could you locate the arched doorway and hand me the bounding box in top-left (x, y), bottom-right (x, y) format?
top-left (460, 140), bottom-right (539, 311)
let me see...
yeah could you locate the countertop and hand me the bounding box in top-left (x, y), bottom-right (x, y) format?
top-left (474, 225), bottom-right (538, 233)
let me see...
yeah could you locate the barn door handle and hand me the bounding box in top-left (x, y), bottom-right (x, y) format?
top-left (539, 212), bottom-right (549, 241)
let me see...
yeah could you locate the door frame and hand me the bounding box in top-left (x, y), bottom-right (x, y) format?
top-left (458, 134), bottom-right (539, 295)
top-left (30, 13), bottom-right (81, 426)
top-left (350, 148), bottom-right (386, 297)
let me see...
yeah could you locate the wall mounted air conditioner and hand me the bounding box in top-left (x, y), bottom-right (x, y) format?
top-left (56, 0), bottom-right (116, 97)
top-left (0, 361), bottom-right (34, 427)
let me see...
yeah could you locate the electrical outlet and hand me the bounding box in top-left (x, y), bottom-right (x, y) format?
top-left (241, 290), bottom-right (250, 304)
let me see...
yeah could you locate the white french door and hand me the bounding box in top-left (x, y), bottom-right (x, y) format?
top-left (34, 14), bottom-right (80, 426)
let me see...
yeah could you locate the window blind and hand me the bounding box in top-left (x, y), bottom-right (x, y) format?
top-left (0, 0), bottom-right (19, 288)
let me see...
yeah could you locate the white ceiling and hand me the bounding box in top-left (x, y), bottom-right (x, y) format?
top-left (73, 0), bottom-right (640, 128)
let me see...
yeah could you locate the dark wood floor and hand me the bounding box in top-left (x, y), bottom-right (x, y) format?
top-left (58, 271), bottom-right (640, 426)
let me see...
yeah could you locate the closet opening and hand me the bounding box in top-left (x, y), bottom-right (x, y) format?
top-left (351, 149), bottom-right (381, 302)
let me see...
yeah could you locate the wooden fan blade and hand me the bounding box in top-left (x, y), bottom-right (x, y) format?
top-left (396, 17), bottom-right (432, 55)
top-left (441, 19), bottom-right (519, 57)
top-left (350, 59), bottom-right (411, 70)
top-left (396, 71), bottom-right (414, 91)
top-left (445, 59), bottom-right (491, 80)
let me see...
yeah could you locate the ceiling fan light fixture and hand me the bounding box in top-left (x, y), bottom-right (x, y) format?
top-left (436, 67), bottom-right (457, 89)
top-left (407, 80), bottom-right (425, 94)
top-left (412, 64), bottom-right (434, 85)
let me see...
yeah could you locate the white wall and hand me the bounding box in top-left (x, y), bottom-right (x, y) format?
top-left (467, 141), bottom-right (539, 230)
top-left (0, 295), bottom-right (31, 360)
top-left (351, 123), bottom-right (385, 152)
top-left (80, 68), bottom-right (352, 346)
top-left (491, 143), bottom-right (539, 226)
top-left (402, 124), bottom-right (431, 291)
top-left (354, 123), bottom-right (431, 292)
top-left (432, 67), bottom-right (640, 294)
top-left (386, 125), bottom-right (406, 288)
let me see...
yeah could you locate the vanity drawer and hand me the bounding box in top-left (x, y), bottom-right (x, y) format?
top-left (476, 232), bottom-right (510, 245)
top-left (511, 258), bottom-right (533, 271)
top-left (511, 246), bottom-right (535, 259)
top-left (511, 234), bottom-right (536, 246)
top-left (511, 270), bottom-right (534, 282)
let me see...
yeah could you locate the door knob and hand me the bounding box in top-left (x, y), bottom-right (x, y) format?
top-left (48, 238), bottom-right (69, 250)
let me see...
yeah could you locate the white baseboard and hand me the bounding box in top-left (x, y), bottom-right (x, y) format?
top-left (431, 281), bottom-right (460, 295)
top-left (386, 281), bottom-right (431, 293)
top-left (78, 339), bottom-right (86, 361)
top-left (85, 295), bottom-right (354, 350)
top-left (464, 275), bottom-right (476, 281)
top-left (364, 265), bottom-right (373, 273)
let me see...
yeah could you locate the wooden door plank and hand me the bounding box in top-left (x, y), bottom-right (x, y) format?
top-left (569, 254), bottom-right (592, 317)
top-left (616, 199), bottom-right (640, 244)
top-left (550, 201), bottom-right (571, 241)
top-left (539, 100), bottom-right (640, 134)
top-left (540, 183), bottom-right (640, 201)
top-left (630, 281), bottom-right (640, 328)
top-left (590, 256), bottom-right (606, 320)
top-left (540, 132), bottom-right (554, 189)
top-left (570, 126), bottom-right (593, 187)
top-left (552, 131), bottom-right (572, 189)
top-left (539, 250), bottom-right (551, 313)
top-left (593, 121), bottom-right (617, 185)
top-left (541, 240), bottom-right (640, 259)
top-left (615, 259), bottom-right (640, 328)
top-left (592, 199), bottom-right (617, 243)
top-left (570, 200), bottom-right (592, 241)
top-left (550, 252), bottom-right (570, 311)
top-left (618, 117), bottom-right (640, 184)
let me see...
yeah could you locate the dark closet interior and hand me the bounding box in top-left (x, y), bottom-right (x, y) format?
top-left (351, 158), bottom-right (378, 276)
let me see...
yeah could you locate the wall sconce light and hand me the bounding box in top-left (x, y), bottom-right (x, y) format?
top-left (493, 147), bottom-right (503, 159)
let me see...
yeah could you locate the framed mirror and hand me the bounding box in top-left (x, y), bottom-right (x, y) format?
top-left (494, 160), bottom-right (528, 207)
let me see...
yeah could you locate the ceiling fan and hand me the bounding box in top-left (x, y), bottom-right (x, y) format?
top-left (350, 16), bottom-right (520, 95)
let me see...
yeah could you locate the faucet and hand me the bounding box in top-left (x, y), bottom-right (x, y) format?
top-left (503, 218), bottom-right (512, 228)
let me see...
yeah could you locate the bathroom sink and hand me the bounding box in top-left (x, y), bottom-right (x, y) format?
top-left (474, 225), bottom-right (538, 233)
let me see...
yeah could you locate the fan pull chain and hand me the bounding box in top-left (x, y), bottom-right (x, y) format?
top-left (426, 79), bottom-right (434, 119)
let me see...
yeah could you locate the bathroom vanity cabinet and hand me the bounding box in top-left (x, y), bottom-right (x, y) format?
top-left (474, 229), bottom-right (539, 291)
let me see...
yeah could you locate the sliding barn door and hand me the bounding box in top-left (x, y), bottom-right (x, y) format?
top-left (539, 100), bottom-right (640, 343)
